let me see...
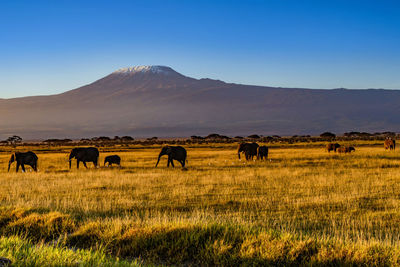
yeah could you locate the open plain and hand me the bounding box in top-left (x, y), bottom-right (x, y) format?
top-left (1, 141), bottom-right (400, 265)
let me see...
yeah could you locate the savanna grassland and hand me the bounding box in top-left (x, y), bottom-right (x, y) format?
top-left (1, 141), bottom-right (400, 266)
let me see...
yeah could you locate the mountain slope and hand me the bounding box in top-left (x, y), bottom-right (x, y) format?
top-left (0, 66), bottom-right (399, 139)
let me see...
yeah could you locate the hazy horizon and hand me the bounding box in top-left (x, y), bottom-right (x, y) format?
top-left (1, 0), bottom-right (399, 98)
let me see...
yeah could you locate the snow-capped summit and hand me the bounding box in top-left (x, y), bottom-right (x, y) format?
top-left (113, 65), bottom-right (175, 75)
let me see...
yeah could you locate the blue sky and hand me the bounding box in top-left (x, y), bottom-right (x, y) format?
top-left (0, 0), bottom-right (399, 98)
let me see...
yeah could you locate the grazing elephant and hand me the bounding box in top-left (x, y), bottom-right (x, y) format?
top-left (348, 146), bottom-right (356, 153)
top-left (257, 146), bottom-right (269, 160)
top-left (326, 143), bottom-right (340, 152)
top-left (238, 143), bottom-right (259, 160)
top-left (384, 138), bottom-right (396, 150)
top-left (155, 146), bottom-right (187, 168)
top-left (104, 155), bottom-right (121, 167)
top-left (69, 147), bottom-right (99, 169)
top-left (337, 146), bottom-right (355, 153)
top-left (8, 151), bottom-right (38, 172)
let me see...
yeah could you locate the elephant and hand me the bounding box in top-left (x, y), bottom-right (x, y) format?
top-left (8, 151), bottom-right (38, 172)
top-left (348, 146), bottom-right (356, 153)
top-left (384, 138), bottom-right (396, 150)
top-left (155, 146), bottom-right (187, 168)
top-left (69, 147), bottom-right (99, 169)
top-left (337, 146), bottom-right (355, 153)
top-left (238, 143), bottom-right (259, 160)
top-left (326, 143), bottom-right (340, 152)
top-left (257, 146), bottom-right (269, 160)
top-left (104, 155), bottom-right (121, 167)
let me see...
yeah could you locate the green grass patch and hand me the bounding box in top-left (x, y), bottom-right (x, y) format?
top-left (0, 208), bottom-right (400, 266)
top-left (0, 235), bottom-right (143, 266)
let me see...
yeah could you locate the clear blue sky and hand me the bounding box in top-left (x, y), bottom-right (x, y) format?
top-left (0, 0), bottom-right (399, 98)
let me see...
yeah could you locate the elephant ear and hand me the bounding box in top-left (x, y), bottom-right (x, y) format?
top-left (166, 146), bottom-right (172, 154)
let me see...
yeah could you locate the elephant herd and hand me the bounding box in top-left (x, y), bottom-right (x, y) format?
top-left (7, 146), bottom-right (188, 173)
top-left (6, 139), bottom-right (396, 172)
top-left (326, 143), bottom-right (356, 153)
top-left (327, 138), bottom-right (396, 153)
top-left (237, 142), bottom-right (269, 160)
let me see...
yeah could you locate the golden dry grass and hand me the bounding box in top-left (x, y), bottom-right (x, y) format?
top-left (1, 142), bottom-right (400, 265)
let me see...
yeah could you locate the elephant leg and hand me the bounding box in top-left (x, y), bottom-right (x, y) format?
top-left (170, 159), bottom-right (175, 168)
top-left (83, 162), bottom-right (88, 168)
top-left (77, 160), bottom-right (80, 169)
top-left (94, 159), bottom-right (98, 168)
top-left (16, 163), bottom-right (20, 172)
top-left (167, 159), bottom-right (170, 167)
top-left (179, 160), bottom-right (185, 168)
top-left (21, 164), bottom-right (26, 173)
top-left (31, 164), bottom-right (37, 172)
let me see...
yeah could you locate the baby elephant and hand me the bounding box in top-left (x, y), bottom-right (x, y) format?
top-left (104, 155), bottom-right (121, 167)
top-left (257, 146), bottom-right (269, 160)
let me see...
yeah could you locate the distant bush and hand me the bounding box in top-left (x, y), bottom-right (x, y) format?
top-left (205, 134), bottom-right (231, 140)
top-left (191, 135), bottom-right (205, 140)
top-left (43, 139), bottom-right (72, 145)
top-left (344, 131), bottom-right (372, 138)
top-left (91, 136), bottom-right (111, 142)
top-left (120, 136), bottom-right (134, 141)
top-left (205, 133), bottom-right (221, 139)
top-left (320, 132), bottom-right (336, 138)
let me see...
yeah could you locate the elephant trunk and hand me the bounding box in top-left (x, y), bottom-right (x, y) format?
top-left (238, 149), bottom-right (241, 159)
top-left (69, 153), bottom-right (74, 169)
top-left (155, 153), bottom-right (163, 167)
top-left (7, 154), bottom-right (14, 172)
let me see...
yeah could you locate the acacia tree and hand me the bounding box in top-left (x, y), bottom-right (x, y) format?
top-left (6, 135), bottom-right (22, 147)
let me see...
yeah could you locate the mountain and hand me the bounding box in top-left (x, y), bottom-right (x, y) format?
top-left (1, 65), bottom-right (400, 139)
